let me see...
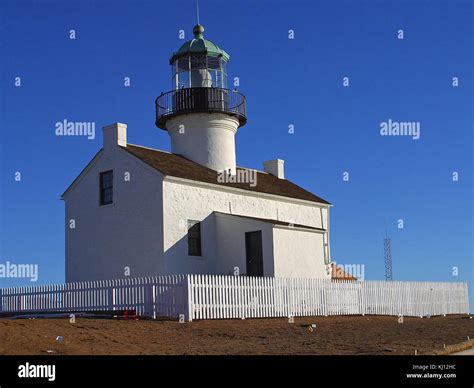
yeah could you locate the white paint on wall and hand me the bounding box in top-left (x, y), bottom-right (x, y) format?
top-left (162, 178), bottom-right (330, 278)
top-left (272, 227), bottom-right (329, 279)
top-left (64, 145), bottom-right (165, 282)
top-left (64, 129), bottom-right (332, 281)
top-left (214, 213), bottom-right (274, 276)
top-left (166, 113), bottom-right (240, 174)
top-left (263, 159), bottom-right (285, 179)
top-left (103, 123), bottom-right (127, 149)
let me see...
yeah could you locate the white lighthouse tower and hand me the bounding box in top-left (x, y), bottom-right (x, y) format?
top-left (155, 24), bottom-right (247, 174)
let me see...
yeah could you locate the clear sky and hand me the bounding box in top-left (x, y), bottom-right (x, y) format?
top-left (0, 0), bottom-right (472, 306)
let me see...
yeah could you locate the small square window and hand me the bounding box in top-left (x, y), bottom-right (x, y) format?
top-left (100, 170), bottom-right (113, 206)
top-left (188, 220), bottom-right (202, 256)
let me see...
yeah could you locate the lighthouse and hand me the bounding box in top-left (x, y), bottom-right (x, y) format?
top-left (64, 23), bottom-right (332, 283)
top-left (155, 24), bottom-right (247, 175)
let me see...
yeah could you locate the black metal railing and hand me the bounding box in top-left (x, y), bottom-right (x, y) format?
top-left (155, 87), bottom-right (247, 129)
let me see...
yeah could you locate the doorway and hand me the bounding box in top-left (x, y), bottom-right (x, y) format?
top-left (245, 231), bottom-right (264, 276)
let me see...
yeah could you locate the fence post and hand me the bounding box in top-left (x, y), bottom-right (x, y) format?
top-left (107, 280), bottom-right (114, 311)
top-left (187, 275), bottom-right (193, 322)
top-left (464, 283), bottom-right (470, 315)
top-left (143, 282), bottom-right (154, 319)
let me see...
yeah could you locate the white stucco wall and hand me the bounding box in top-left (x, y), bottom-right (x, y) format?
top-left (64, 137), bottom-right (331, 281)
top-left (166, 113), bottom-right (240, 174)
top-left (272, 227), bottom-right (330, 279)
top-left (162, 177), bottom-right (331, 278)
top-left (64, 146), bottom-right (164, 282)
top-left (214, 213), bottom-right (274, 276)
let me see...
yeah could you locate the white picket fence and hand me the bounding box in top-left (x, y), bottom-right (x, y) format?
top-left (0, 276), bottom-right (188, 319)
top-left (0, 275), bottom-right (469, 321)
top-left (187, 276), bottom-right (469, 320)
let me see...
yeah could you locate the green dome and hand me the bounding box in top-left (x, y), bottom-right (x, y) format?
top-left (169, 25), bottom-right (230, 64)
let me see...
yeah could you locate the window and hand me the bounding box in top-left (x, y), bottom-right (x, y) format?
top-left (99, 170), bottom-right (113, 205)
top-left (188, 220), bottom-right (202, 256)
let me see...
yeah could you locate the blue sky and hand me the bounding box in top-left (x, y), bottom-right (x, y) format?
top-left (0, 0), bottom-right (472, 305)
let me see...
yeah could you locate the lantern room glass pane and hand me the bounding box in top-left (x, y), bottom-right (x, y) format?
top-left (216, 60), bottom-right (227, 88)
top-left (190, 55), bottom-right (207, 69)
top-left (190, 55), bottom-right (211, 87)
top-left (208, 56), bottom-right (227, 88)
top-left (173, 58), bottom-right (190, 89)
top-left (173, 55), bottom-right (228, 89)
top-left (207, 56), bottom-right (220, 70)
top-left (177, 57), bottom-right (189, 72)
top-left (177, 71), bottom-right (189, 89)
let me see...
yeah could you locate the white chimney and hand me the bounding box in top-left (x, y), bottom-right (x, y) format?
top-left (264, 159), bottom-right (285, 179)
top-left (103, 123), bottom-right (127, 150)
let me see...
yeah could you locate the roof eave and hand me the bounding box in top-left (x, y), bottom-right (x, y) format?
top-left (121, 144), bottom-right (331, 207)
top-left (163, 174), bottom-right (331, 208)
top-left (169, 49), bottom-right (230, 65)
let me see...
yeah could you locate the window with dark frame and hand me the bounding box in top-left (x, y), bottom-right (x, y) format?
top-left (187, 220), bottom-right (202, 256)
top-left (99, 170), bottom-right (113, 206)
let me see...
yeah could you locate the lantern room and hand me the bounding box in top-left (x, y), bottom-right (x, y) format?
top-left (170, 24), bottom-right (229, 89)
top-left (155, 24), bottom-right (246, 130)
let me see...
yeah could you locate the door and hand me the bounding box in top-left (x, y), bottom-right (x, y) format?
top-left (245, 231), bottom-right (264, 276)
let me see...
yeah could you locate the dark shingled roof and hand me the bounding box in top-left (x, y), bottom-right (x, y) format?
top-left (121, 144), bottom-right (330, 205)
top-left (214, 212), bottom-right (326, 231)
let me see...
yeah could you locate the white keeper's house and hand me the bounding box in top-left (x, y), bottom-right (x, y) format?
top-left (63, 24), bottom-right (333, 282)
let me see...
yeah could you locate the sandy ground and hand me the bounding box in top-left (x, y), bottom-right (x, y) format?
top-left (0, 314), bottom-right (472, 355)
top-left (452, 348), bottom-right (474, 355)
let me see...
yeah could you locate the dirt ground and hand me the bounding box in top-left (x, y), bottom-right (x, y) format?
top-left (0, 314), bottom-right (472, 355)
